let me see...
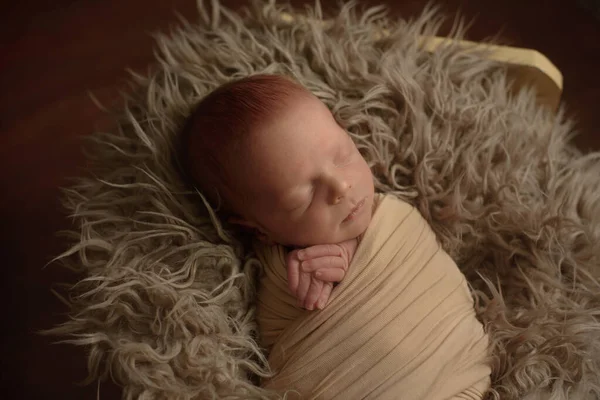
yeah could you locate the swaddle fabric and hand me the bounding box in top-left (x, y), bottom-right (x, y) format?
top-left (256, 194), bottom-right (491, 399)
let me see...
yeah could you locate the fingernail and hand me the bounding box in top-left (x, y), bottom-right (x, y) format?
top-left (297, 250), bottom-right (305, 260)
top-left (306, 304), bottom-right (313, 311)
top-left (315, 271), bottom-right (322, 278)
top-left (317, 300), bottom-right (325, 309)
top-left (301, 261), bottom-right (310, 270)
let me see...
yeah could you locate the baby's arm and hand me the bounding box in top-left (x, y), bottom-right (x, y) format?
top-left (286, 238), bottom-right (359, 310)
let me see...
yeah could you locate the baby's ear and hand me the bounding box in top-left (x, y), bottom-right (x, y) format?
top-left (256, 231), bottom-right (275, 245)
top-left (228, 216), bottom-right (275, 245)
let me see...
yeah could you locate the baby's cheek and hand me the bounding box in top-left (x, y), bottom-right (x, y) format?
top-left (298, 215), bottom-right (336, 247)
top-left (281, 220), bottom-right (313, 247)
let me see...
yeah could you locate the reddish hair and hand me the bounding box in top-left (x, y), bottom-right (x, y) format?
top-left (178, 74), bottom-right (312, 212)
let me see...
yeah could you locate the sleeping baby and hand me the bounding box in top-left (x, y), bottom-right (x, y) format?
top-left (179, 74), bottom-right (491, 399)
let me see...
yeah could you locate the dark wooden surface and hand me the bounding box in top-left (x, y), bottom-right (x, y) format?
top-left (2, 0), bottom-right (598, 398)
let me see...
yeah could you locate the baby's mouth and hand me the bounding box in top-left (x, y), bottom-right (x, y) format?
top-left (342, 197), bottom-right (366, 223)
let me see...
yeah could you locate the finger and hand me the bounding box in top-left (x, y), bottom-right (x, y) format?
top-left (296, 271), bottom-right (311, 308)
top-left (297, 244), bottom-right (342, 261)
top-left (301, 256), bottom-right (345, 273)
top-left (304, 278), bottom-right (323, 311)
top-left (314, 267), bottom-right (345, 282)
top-left (316, 283), bottom-right (333, 310)
top-left (286, 251), bottom-right (301, 295)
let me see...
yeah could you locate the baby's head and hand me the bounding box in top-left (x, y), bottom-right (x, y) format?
top-left (180, 74), bottom-right (374, 247)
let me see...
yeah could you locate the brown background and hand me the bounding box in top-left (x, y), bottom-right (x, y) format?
top-left (2, 0), bottom-right (598, 398)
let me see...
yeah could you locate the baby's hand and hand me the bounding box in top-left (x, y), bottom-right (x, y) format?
top-left (286, 239), bottom-right (359, 310)
top-left (286, 251), bottom-right (333, 311)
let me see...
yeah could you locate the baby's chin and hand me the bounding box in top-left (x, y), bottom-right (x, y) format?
top-left (333, 204), bottom-right (374, 243)
top-left (343, 209), bottom-right (372, 240)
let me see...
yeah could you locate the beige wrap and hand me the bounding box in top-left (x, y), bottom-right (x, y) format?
top-left (255, 195), bottom-right (491, 399)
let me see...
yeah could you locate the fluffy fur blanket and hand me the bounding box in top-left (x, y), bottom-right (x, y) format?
top-left (49, 0), bottom-right (600, 399)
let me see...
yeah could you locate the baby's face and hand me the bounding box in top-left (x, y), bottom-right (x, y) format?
top-left (231, 94), bottom-right (375, 247)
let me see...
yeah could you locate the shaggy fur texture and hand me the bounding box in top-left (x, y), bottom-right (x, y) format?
top-left (48, 0), bottom-right (600, 398)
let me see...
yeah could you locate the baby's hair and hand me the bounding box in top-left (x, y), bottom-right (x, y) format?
top-left (178, 74), bottom-right (313, 213)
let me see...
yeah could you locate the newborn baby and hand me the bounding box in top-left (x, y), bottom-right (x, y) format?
top-left (180, 74), bottom-right (491, 399)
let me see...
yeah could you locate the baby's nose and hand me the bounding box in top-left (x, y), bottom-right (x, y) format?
top-left (330, 179), bottom-right (351, 205)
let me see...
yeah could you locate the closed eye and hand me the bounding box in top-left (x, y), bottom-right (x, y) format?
top-left (304, 185), bottom-right (316, 209)
top-left (286, 185), bottom-right (315, 214)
